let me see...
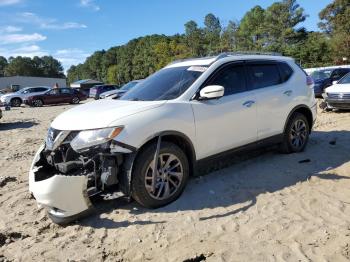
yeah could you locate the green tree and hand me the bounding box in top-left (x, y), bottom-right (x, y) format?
top-left (220, 20), bottom-right (239, 52)
top-left (184, 20), bottom-right (204, 56)
top-left (204, 13), bottom-right (222, 54)
top-left (107, 64), bottom-right (119, 84)
top-left (319, 0), bottom-right (350, 63)
top-left (264, 0), bottom-right (307, 52)
top-left (237, 6), bottom-right (266, 51)
top-left (0, 56), bottom-right (8, 77)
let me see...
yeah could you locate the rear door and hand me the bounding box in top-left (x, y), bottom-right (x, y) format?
top-left (44, 89), bottom-right (60, 104)
top-left (246, 61), bottom-right (294, 140)
top-left (60, 88), bottom-right (73, 103)
top-left (191, 62), bottom-right (258, 159)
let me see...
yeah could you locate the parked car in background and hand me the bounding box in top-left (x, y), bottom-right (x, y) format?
top-left (0, 86), bottom-right (51, 107)
top-left (24, 88), bottom-right (87, 107)
top-left (311, 68), bottom-right (350, 97)
top-left (99, 80), bottom-right (142, 99)
top-left (89, 85), bottom-right (118, 100)
top-left (29, 53), bottom-right (317, 223)
top-left (323, 72), bottom-right (350, 110)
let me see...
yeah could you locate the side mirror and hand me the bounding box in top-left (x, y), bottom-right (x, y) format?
top-left (333, 80), bottom-right (338, 85)
top-left (199, 85), bottom-right (224, 100)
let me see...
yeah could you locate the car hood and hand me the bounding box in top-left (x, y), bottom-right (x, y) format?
top-left (313, 78), bottom-right (328, 84)
top-left (1, 93), bottom-right (17, 99)
top-left (325, 84), bottom-right (350, 93)
top-left (51, 99), bottom-right (167, 130)
top-left (101, 89), bottom-right (124, 97)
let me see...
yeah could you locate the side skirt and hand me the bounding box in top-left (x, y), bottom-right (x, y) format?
top-left (194, 134), bottom-right (283, 176)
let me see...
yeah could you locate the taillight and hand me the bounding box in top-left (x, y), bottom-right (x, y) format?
top-left (306, 76), bottom-right (314, 87)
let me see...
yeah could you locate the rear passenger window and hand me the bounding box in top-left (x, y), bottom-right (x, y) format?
top-left (278, 63), bottom-right (293, 82)
top-left (208, 65), bottom-right (246, 96)
top-left (248, 64), bottom-right (281, 89)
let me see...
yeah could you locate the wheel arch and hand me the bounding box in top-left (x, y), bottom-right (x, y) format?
top-left (118, 131), bottom-right (196, 197)
top-left (136, 131), bottom-right (196, 176)
top-left (11, 97), bottom-right (22, 103)
top-left (284, 105), bottom-right (314, 133)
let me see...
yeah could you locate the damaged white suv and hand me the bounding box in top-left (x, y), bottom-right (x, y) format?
top-left (29, 53), bottom-right (317, 223)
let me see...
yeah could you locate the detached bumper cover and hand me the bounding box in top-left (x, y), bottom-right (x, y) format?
top-left (29, 145), bottom-right (92, 221)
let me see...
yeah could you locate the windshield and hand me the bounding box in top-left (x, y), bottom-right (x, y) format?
top-left (121, 66), bottom-right (206, 101)
top-left (120, 81), bottom-right (139, 91)
top-left (338, 73), bottom-right (350, 84)
top-left (311, 70), bottom-right (332, 81)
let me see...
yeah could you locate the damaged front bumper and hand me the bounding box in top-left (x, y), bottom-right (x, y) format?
top-left (29, 144), bottom-right (93, 223)
top-left (29, 137), bottom-right (135, 224)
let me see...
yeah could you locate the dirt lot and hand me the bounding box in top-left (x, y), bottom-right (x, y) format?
top-left (0, 101), bottom-right (350, 262)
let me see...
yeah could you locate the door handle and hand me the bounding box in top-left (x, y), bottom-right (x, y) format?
top-left (284, 90), bottom-right (293, 96)
top-left (243, 100), bottom-right (255, 108)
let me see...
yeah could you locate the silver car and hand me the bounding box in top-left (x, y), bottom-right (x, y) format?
top-left (0, 86), bottom-right (51, 107)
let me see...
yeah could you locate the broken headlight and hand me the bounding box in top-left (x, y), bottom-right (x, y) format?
top-left (70, 126), bottom-right (124, 152)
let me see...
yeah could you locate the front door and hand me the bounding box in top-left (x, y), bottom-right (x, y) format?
top-left (191, 63), bottom-right (258, 160)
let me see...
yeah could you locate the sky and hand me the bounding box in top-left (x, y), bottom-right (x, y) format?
top-left (0, 0), bottom-right (332, 71)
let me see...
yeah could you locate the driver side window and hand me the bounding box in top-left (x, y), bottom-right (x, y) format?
top-left (48, 89), bottom-right (59, 95)
top-left (207, 64), bottom-right (246, 96)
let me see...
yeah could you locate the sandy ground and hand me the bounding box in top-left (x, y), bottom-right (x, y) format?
top-left (0, 100), bottom-right (350, 262)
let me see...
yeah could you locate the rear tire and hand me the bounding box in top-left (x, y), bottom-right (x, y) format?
top-left (280, 112), bottom-right (310, 154)
top-left (131, 141), bottom-right (189, 208)
top-left (32, 99), bottom-right (43, 107)
top-left (71, 97), bottom-right (80, 104)
top-left (11, 98), bottom-right (22, 107)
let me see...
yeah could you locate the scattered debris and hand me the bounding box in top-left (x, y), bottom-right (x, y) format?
top-left (329, 139), bottom-right (337, 145)
top-left (183, 254), bottom-right (207, 262)
top-left (0, 232), bottom-right (30, 247)
top-left (0, 176), bottom-right (17, 187)
top-left (298, 159), bottom-right (311, 164)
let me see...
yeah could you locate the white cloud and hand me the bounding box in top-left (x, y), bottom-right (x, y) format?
top-left (0, 45), bottom-right (48, 58)
top-left (54, 48), bottom-right (90, 70)
top-left (0, 25), bottom-right (22, 33)
top-left (80, 0), bottom-right (100, 11)
top-left (41, 22), bottom-right (87, 30)
top-left (0, 0), bottom-right (22, 6)
top-left (0, 33), bottom-right (46, 44)
top-left (17, 12), bottom-right (87, 30)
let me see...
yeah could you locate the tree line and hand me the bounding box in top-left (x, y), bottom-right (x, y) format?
top-left (1, 0), bottom-right (348, 85)
top-left (0, 55), bottom-right (65, 78)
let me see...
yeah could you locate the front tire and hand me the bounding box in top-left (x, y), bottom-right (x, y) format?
top-left (11, 98), bottom-right (22, 107)
top-left (280, 112), bottom-right (310, 153)
top-left (131, 142), bottom-right (189, 208)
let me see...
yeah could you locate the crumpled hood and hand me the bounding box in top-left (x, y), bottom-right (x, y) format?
top-left (325, 83), bottom-right (350, 94)
top-left (51, 99), bottom-right (166, 131)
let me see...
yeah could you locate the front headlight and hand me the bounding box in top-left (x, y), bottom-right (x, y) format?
top-left (70, 126), bottom-right (124, 152)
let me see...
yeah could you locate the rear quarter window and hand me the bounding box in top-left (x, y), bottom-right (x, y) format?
top-left (248, 63), bottom-right (281, 89)
top-left (278, 62), bottom-right (294, 82)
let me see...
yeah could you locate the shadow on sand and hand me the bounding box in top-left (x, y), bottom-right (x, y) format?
top-left (0, 120), bottom-right (38, 131)
top-left (81, 130), bottom-right (350, 228)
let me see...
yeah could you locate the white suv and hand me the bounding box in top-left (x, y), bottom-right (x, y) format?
top-left (29, 53), bottom-right (317, 223)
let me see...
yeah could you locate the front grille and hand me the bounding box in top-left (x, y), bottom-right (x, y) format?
top-left (327, 93), bottom-right (350, 99)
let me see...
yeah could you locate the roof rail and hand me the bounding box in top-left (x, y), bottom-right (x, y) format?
top-left (215, 51), bottom-right (282, 61)
top-left (168, 51), bottom-right (283, 66)
top-left (168, 56), bottom-right (217, 66)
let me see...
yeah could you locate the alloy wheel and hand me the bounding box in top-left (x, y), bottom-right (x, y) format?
top-left (144, 153), bottom-right (184, 200)
top-left (290, 119), bottom-right (307, 149)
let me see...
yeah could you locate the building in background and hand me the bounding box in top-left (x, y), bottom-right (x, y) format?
top-left (0, 76), bottom-right (66, 91)
top-left (70, 79), bottom-right (104, 95)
